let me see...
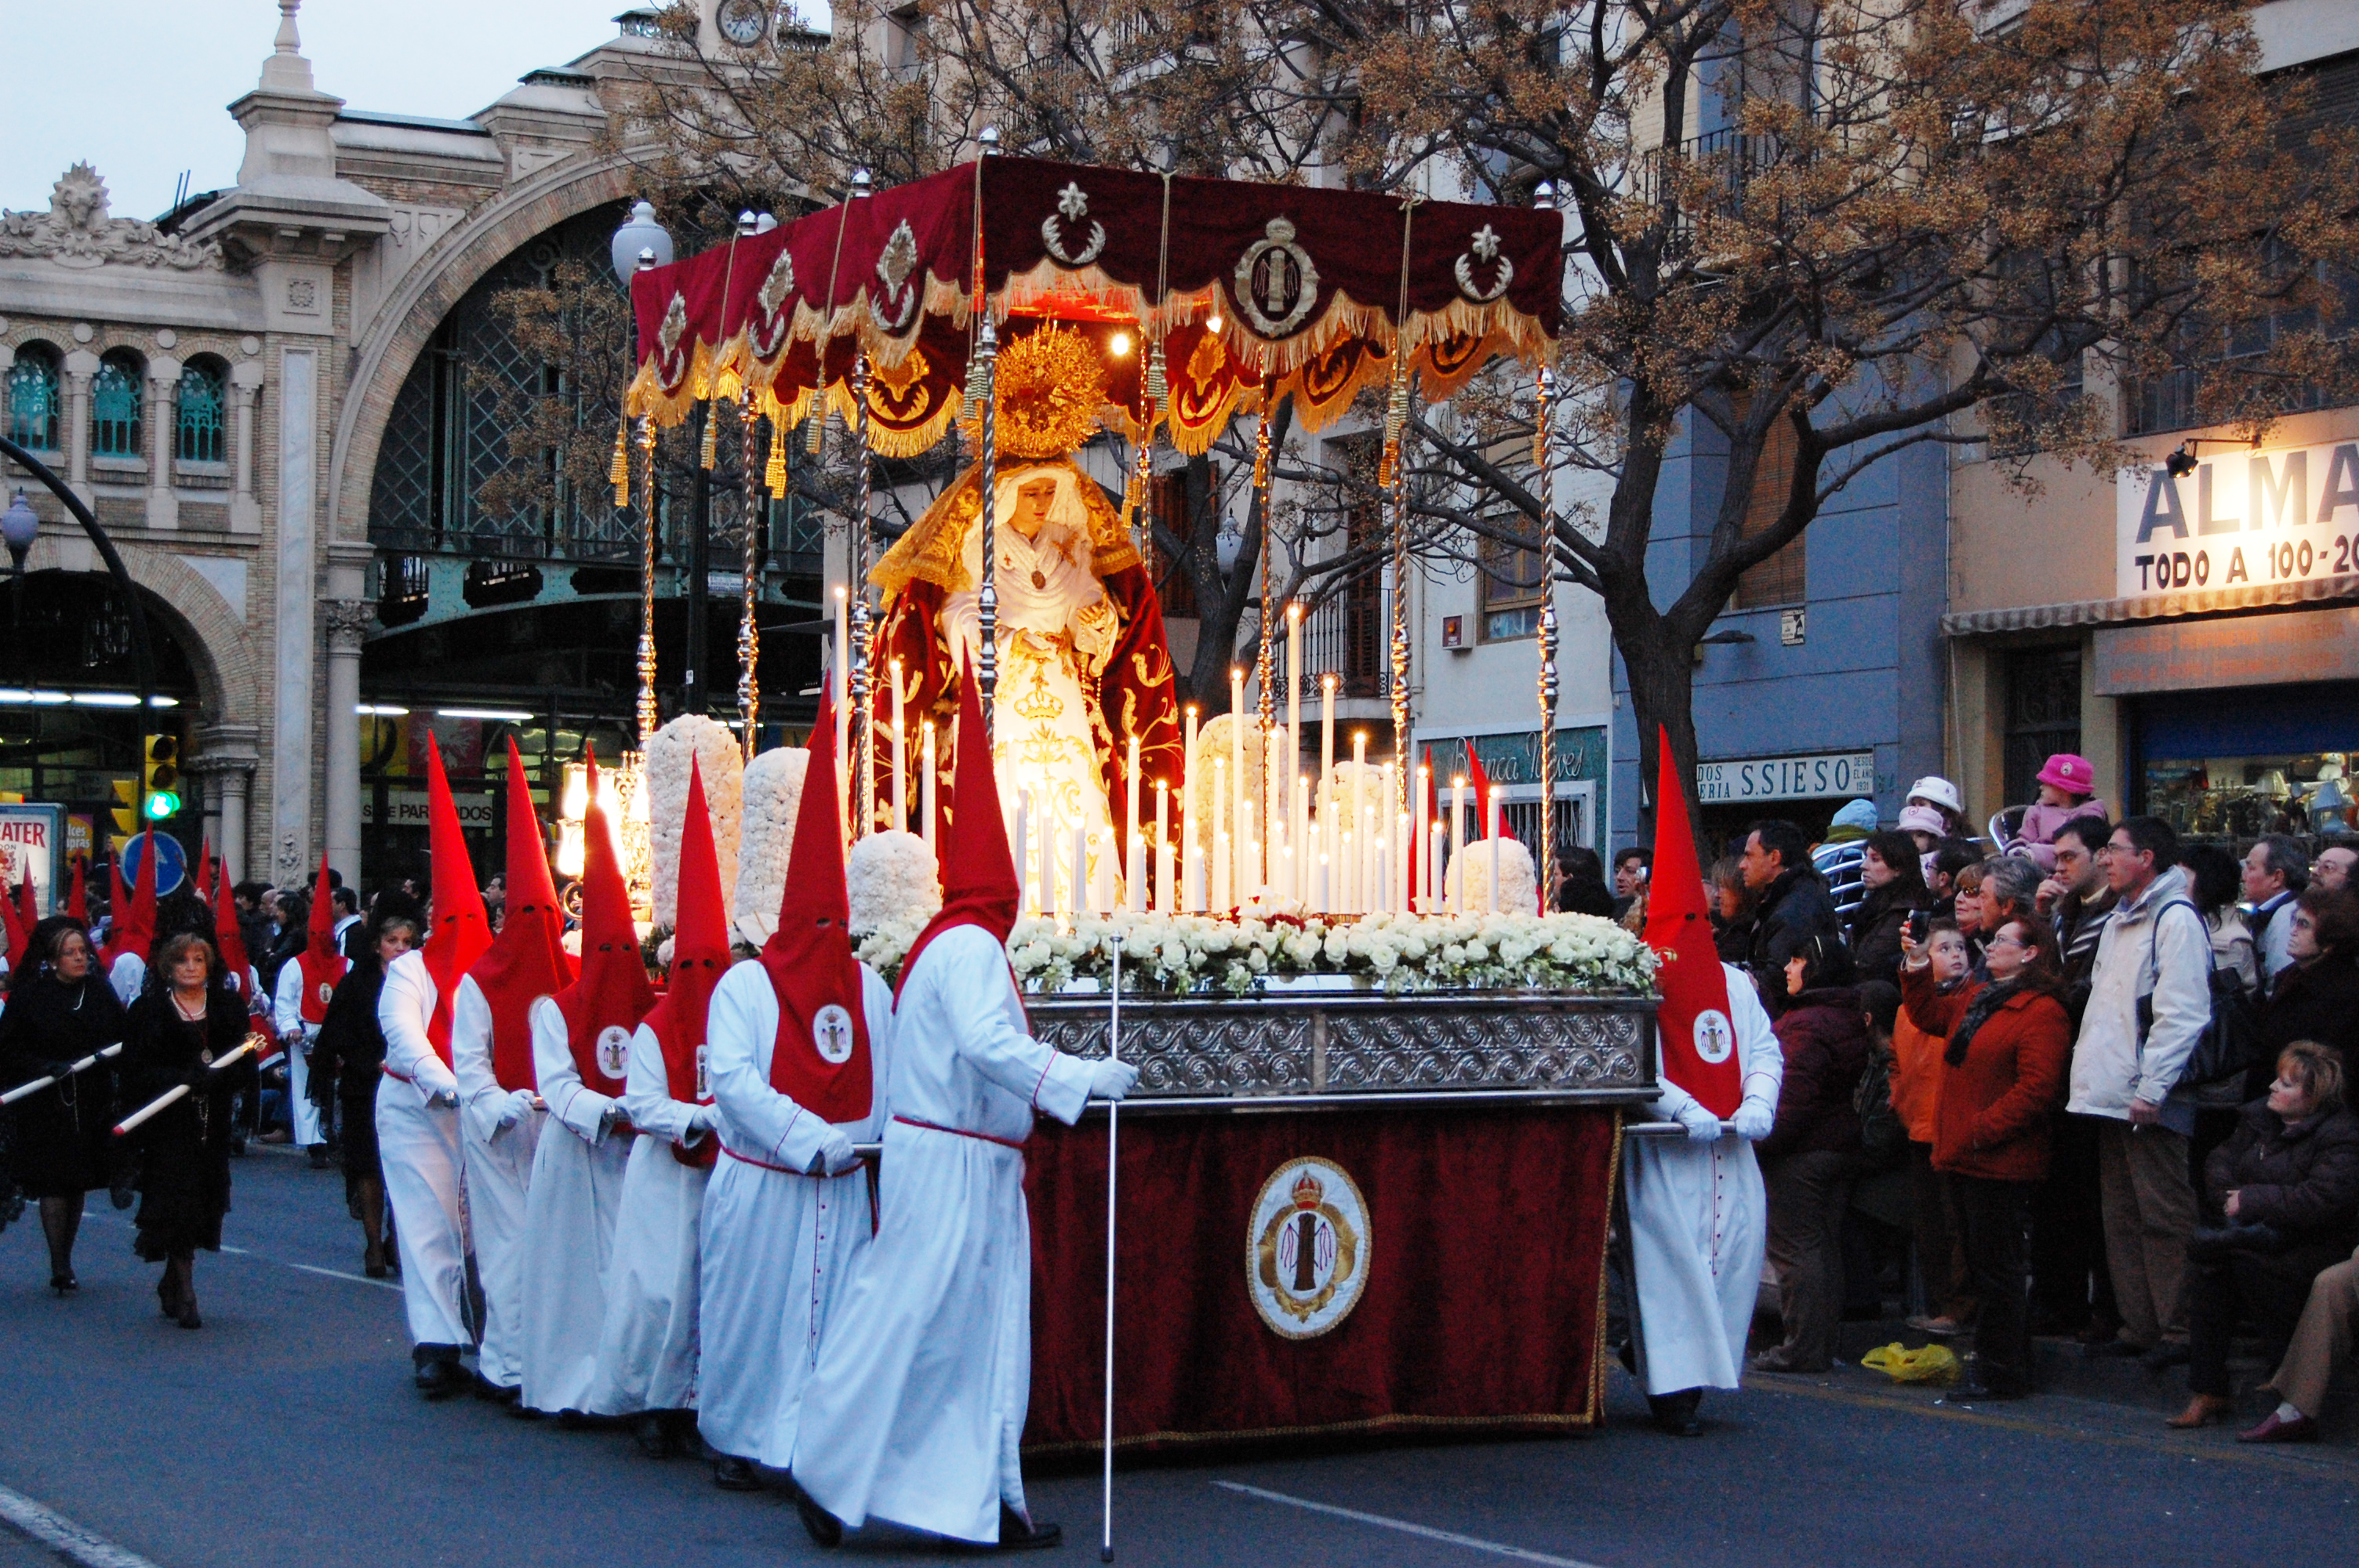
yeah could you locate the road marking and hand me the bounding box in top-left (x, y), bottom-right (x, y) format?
top-left (88, 1219), bottom-right (402, 1294)
top-left (1212, 1481), bottom-right (1610, 1568)
top-left (0, 1483), bottom-right (164, 1568)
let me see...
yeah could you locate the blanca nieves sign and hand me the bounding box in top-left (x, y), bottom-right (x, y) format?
top-left (2117, 437), bottom-right (2359, 599)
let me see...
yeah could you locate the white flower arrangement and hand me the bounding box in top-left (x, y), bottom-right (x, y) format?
top-left (847, 829), bottom-right (943, 931)
top-left (1185, 713), bottom-right (1264, 845)
top-left (1443, 835), bottom-right (1539, 919)
top-left (851, 906), bottom-right (1656, 998)
top-left (646, 715), bottom-right (743, 930)
top-left (732, 745), bottom-right (810, 946)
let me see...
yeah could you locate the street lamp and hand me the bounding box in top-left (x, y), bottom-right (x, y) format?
top-left (2, 489), bottom-right (35, 575)
top-left (610, 200), bottom-right (673, 287)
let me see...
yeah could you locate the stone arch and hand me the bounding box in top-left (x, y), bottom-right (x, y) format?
top-left (325, 152), bottom-right (640, 549)
top-left (15, 534), bottom-right (264, 733)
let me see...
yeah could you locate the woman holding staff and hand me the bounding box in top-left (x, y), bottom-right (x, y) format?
top-left (0, 916), bottom-right (127, 1294)
top-left (120, 931), bottom-right (257, 1329)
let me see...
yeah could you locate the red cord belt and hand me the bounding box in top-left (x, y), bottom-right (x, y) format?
top-left (721, 1142), bottom-right (867, 1175)
top-left (892, 1114), bottom-right (1029, 1151)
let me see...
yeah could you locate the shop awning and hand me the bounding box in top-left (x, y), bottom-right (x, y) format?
top-left (1940, 572), bottom-right (2359, 637)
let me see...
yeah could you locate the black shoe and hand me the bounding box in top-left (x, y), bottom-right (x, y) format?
top-left (176, 1294), bottom-right (202, 1330)
top-left (791, 1479), bottom-right (844, 1548)
top-left (110, 1178), bottom-right (136, 1211)
top-left (49, 1272), bottom-right (76, 1296)
top-left (308, 1145), bottom-right (333, 1171)
top-left (226, 1138), bottom-right (246, 1159)
top-left (634, 1414), bottom-right (674, 1460)
top-left (1943, 1376), bottom-right (2025, 1403)
top-left (2186, 1223), bottom-right (2283, 1263)
top-left (2140, 1341), bottom-right (2191, 1374)
top-left (413, 1348), bottom-right (467, 1400)
top-left (996, 1507), bottom-right (1062, 1551)
top-left (1646, 1388), bottom-right (1704, 1436)
top-left (711, 1455), bottom-right (762, 1492)
top-left (474, 1374), bottom-right (520, 1406)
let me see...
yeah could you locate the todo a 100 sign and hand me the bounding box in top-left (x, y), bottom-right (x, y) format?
top-left (2117, 438), bottom-right (2359, 599)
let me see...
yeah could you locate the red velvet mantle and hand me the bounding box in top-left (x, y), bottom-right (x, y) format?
top-left (1020, 1104), bottom-right (1621, 1454)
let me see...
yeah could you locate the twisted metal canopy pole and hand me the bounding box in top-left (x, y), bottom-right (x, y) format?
top-left (1387, 387), bottom-right (1412, 820)
top-left (976, 317), bottom-right (1000, 749)
top-left (1535, 365), bottom-right (1559, 909)
top-left (737, 391), bottom-right (763, 759)
top-left (636, 414), bottom-right (660, 747)
top-left (850, 352), bottom-right (876, 836)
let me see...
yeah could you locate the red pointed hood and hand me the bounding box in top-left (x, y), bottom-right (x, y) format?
top-left (194, 840), bottom-right (214, 913)
top-left (209, 857), bottom-right (255, 1000)
top-left (98, 856), bottom-right (129, 968)
top-left (420, 736), bottom-right (493, 1063)
top-left (895, 653), bottom-right (1019, 1003)
top-left (1640, 728), bottom-right (1742, 1118)
top-left (67, 858), bottom-right (87, 925)
top-left (122, 830), bottom-right (158, 964)
top-left (467, 737), bottom-right (577, 1090)
top-left (554, 756), bottom-right (656, 1096)
top-left (1465, 739), bottom-right (1493, 838)
top-left (644, 760), bottom-right (730, 1133)
top-left (14, 873), bottom-right (36, 935)
top-left (0, 872), bottom-right (24, 967)
top-left (761, 691), bottom-right (872, 1123)
top-left (296, 853), bottom-right (348, 1025)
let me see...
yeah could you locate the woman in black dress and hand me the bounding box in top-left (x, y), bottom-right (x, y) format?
top-left (0, 916), bottom-right (127, 1292)
top-left (308, 911), bottom-right (415, 1277)
top-left (120, 931), bottom-right (257, 1328)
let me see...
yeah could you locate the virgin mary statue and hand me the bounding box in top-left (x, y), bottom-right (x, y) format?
top-left (869, 328), bottom-right (1184, 908)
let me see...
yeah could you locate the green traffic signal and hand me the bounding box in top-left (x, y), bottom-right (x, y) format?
top-left (143, 789), bottom-right (181, 821)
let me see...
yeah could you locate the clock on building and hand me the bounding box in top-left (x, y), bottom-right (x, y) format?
top-left (716, 0), bottom-right (770, 44)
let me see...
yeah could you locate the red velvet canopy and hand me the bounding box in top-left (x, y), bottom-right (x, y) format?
top-left (626, 155), bottom-right (1564, 456)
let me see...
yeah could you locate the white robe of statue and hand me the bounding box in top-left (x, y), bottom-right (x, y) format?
top-left (1623, 962), bottom-right (1785, 1396)
top-left (449, 975), bottom-right (545, 1392)
top-left (790, 925), bottom-right (1096, 1545)
top-left (694, 959), bottom-right (896, 1465)
top-left (940, 466), bottom-right (1120, 910)
top-left (518, 996), bottom-right (631, 1414)
top-left (375, 949), bottom-right (471, 1350)
top-left (587, 1014), bottom-right (717, 1417)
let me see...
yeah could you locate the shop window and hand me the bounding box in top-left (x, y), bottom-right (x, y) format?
top-left (90, 350), bottom-right (144, 459)
top-left (175, 358), bottom-right (226, 464)
top-left (2145, 751), bottom-right (2354, 842)
top-left (5, 343), bottom-right (61, 452)
top-left (2002, 646), bottom-right (2081, 811)
top-left (1479, 527), bottom-right (1544, 641)
top-left (1732, 401), bottom-right (1805, 608)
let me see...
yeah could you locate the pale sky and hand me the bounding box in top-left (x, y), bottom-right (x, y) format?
top-left (0, 0), bottom-right (634, 220)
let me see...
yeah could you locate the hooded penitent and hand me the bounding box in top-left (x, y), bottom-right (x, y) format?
top-left (643, 759), bottom-right (729, 1167)
top-left (67, 858), bottom-right (86, 924)
top-left (0, 873), bottom-right (25, 967)
top-left (120, 832), bottom-right (158, 967)
top-left (1640, 727), bottom-right (1743, 1119)
top-left (552, 757), bottom-right (655, 1102)
top-left (420, 736), bottom-right (494, 1065)
top-left (761, 691), bottom-right (873, 1125)
top-left (296, 853), bottom-right (347, 1025)
top-left (209, 857), bottom-right (257, 1009)
top-left (98, 856), bottom-right (130, 968)
top-left (466, 737), bottom-right (578, 1091)
top-left (894, 654), bottom-right (1020, 1004)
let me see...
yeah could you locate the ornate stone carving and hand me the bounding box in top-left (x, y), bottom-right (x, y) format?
top-left (1028, 992), bottom-right (1654, 1108)
top-left (322, 599), bottom-right (376, 653)
top-left (0, 165), bottom-right (224, 272)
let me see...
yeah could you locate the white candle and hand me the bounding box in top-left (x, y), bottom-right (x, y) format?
top-left (1488, 794), bottom-right (1502, 914)
top-left (1228, 670), bottom-right (1245, 902)
top-left (1212, 827), bottom-right (1230, 913)
top-left (1125, 734), bottom-right (1141, 878)
top-left (1241, 800), bottom-right (1257, 904)
top-left (1292, 774), bottom-right (1310, 907)
top-left (1363, 802), bottom-right (1379, 917)
top-left (1414, 763), bottom-right (1430, 911)
top-left (1014, 793), bottom-right (1032, 915)
top-left (1429, 822), bottom-right (1446, 909)
top-left (1375, 829), bottom-right (1390, 916)
top-left (1126, 831), bottom-right (1144, 914)
top-left (1397, 809), bottom-right (1412, 914)
top-left (1154, 780), bottom-right (1170, 913)
top-left (889, 659), bottom-right (907, 834)
top-left (1349, 732), bottom-right (1368, 913)
top-left (921, 721), bottom-right (937, 850)
top-left (1212, 757), bottom-right (1227, 909)
top-left (1187, 837), bottom-right (1205, 913)
top-left (1070, 821), bottom-right (1089, 918)
top-left (1449, 777), bottom-right (1467, 913)
top-left (1040, 800), bottom-right (1058, 919)
top-left (1314, 852), bottom-right (1329, 916)
top-left (1285, 600), bottom-right (1302, 768)
top-left (1379, 762), bottom-right (1396, 911)
top-left (1320, 674), bottom-right (1336, 791)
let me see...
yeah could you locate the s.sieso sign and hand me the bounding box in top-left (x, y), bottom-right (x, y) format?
top-left (2117, 437), bottom-right (2359, 599)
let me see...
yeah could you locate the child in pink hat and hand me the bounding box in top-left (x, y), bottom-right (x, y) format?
top-left (2008, 753), bottom-right (2109, 872)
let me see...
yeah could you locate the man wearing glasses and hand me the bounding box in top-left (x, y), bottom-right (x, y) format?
top-left (2066, 816), bottom-right (2212, 1370)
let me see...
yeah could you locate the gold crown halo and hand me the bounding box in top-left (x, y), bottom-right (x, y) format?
top-left (983, 325), bottom-right (1107, 459)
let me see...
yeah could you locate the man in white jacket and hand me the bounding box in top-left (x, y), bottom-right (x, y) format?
top-left (2069, 815), bottom-right (2212, 1367)
top-left (791, 669), bottom-right (1135, 1552)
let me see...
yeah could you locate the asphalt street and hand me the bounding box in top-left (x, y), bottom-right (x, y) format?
top-left (0, 1151), bottom-right (2352, 1568)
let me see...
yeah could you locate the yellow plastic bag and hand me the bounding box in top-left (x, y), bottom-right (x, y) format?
top-left (1860, 1341), bottom-right (1961, 1386)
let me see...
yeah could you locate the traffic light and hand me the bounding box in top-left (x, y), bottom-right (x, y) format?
top-left (142, 735), bottom-right (182, 822)
top-left (109, 779), bottom-right (139, 855)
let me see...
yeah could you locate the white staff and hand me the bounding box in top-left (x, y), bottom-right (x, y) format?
top-left (111, 1036), bottom-right (264, 1137)
top-left (0, 1044), bottom-right (123, 1106)
top-left (1101, 931), bottom-right (1123, 1563)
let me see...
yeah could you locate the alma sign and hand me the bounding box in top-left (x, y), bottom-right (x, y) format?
top-left (2117, 437), bottom-right (2359, 599)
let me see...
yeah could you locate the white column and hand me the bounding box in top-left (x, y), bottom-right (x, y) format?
top-left (220, 769), bottom-right (253, 884)
top-left (322, 601), bottom-right (369, 887)
top-left (62, 352), bottom-right (95, 492)
top-left (196, 725), bottom-right (260, 885)
top-left (271, 347), bottom-right (318, 884)
top-left (229, 364), bottom-right (263, 533)
top-left (144, 362), bottom-right (180, 529)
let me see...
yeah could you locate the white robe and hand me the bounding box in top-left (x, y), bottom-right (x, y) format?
top-left (587, 1016), bottom-right (712, 1416)
top-left (1623, 962), bottom-right (1785, 1396)
top-left (694, 959), bottom-right (895, 1464)
top-left (376, 948), bottom-right (471, 1349)
top-left (791, 926), bottom-right (1094, 1544)
top-left (518, 996), bottom-right (631, 1414)
top-left (451, 975), bottom-right (546, 1391)
top-left (110, 952), bottom-right (144, 1007)
top-left (271, 960), bottom-right (335, 1147)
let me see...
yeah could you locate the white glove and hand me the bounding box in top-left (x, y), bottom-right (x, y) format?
top-left (1733, 1101), bottom-right (1776, 1142)
top-left (809, 1127), bottom-right (857, 1176)
top-left (1089, 1058), bottom-right (1141, 1102)
top-left (495, 1087), bottom-right (537, 1129)
top-left (689, 1103), bottom-right (722, 1134)
top-left (1674, 1100), bottom-right (1723, 1142)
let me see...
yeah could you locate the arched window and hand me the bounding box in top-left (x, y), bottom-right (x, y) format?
top-left (91, 349), bottom-right (144, 459)
top-left (4, 343), bottom-right (61, 452)
top-left (176, 357), bottom-right (227, 464)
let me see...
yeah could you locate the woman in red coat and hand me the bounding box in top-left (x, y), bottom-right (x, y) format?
top-left (1900, 916), bottom-right (2072, 1399)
